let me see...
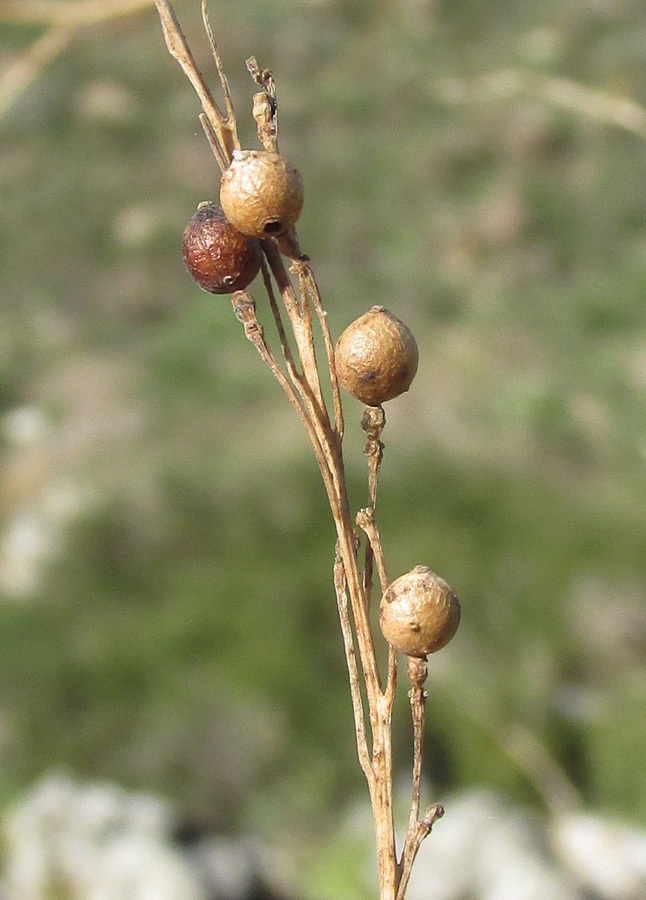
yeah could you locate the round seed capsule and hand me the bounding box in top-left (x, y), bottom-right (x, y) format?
top-left (379, 566), bottom-right (460, 658)
top-left (182, 202), bottom-right (262, 295)
top-left (335, 307), bottom-right (419, 406)
top-left (220, 150), bottom-right (304, 238)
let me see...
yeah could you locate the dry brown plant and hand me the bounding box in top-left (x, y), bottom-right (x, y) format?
top-left (152, 2), bottom-right (458, 897)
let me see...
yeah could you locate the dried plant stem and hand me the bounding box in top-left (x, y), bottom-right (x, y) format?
top-left (295, 260), bottom-right (345, 440)
top-left (407, 665), bottom-right (427, 833)
top-left (249, 258), bottom-right (400, 898)
top-left (433, 69), bottom-right (646, 142)
top-left (397, 802), bottom-right (445, 900)
top-left (363, 406), bottom-right (386, 509)
top-left (154, 0), bottom-right (237, 169)
top-left (262, 242), bottom-right (330, 434)
top-left (360, 406), bottom-right (385, 606)
top-left (153, 4), bottom-right (440, 897)
top-left (0, 21), bottom-right (76, 119)
top-left (356, 506), bottom-right (389, 595)
top-left (201, 0), bottom-right (239, 149)
top-left (0, 0), bottom-right (154, 119)
top-left (333, 553), bottom-right (372, 782)
top-left (259, 260), bottom-right (300, 379)
top-left (231, 292), bottom-right (342, 530)
top-left (501, 723), bottom-right (580, 818)
top-left (0, 0), bottom-right (151, 25)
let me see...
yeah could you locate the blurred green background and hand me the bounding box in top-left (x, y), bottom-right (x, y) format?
top-left (1, 0), bottom-right (646, 892)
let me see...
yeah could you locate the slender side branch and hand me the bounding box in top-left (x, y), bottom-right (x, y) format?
top-left (201, 0), bottom-right (240, 152)
top-left (433, 69), bottom-right (646, 142)
top-left (395, 658), bottom-right (443, 900)
top-left (356, 507), bottom-right (389, 594)
top-left (260, 242), bottom-right (384, 725)
top-left (232, 291), bottom-right (339, 523)
top-left (361, 406), bottom-right (385, 606)
top-left (396, 803), bottom-right (445, 900)
top-left (0, 0), bottom-right (151, 24)
top-left (407, 663), bottom-right (427, 830)
top-left (259, 260), bottom-right (301, 380)
top-left (262, 241), bottom-right (329, 430)
top-left (362, 406), bottom-right (386, 509)
top-left (0, 22), bottom-right (77, 119)
top-left (153, 0), bottom-right (235, 169)
top-left (295, 259), bottom-right (345, 441)
top-left (334, 552), bottom-right (373, 784)
top-left (198, 112), bottom-right (226, 166)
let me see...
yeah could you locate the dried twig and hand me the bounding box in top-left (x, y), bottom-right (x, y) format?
top-left (154, 0), bottom-right (235, 170)
top-left (0, 0), bottom-right (152, 25)
top-left (334, 552), bottom-right (372, 783)
top-left (0, 0), bottom-right (155, 120)
top-left (0, 22), bottom-right (76, 119)
top-left (434, 69), bottom-right (646, 142)
top-left (360, 405), bottom-right (385, 606)
top-left (153, 4), bottom-right (449, 897)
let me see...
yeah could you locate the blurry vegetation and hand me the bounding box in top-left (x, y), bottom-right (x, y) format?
top-left (1, 0), bottom-right (646, 880)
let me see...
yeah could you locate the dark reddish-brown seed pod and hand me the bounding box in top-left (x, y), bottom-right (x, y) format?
top-left (219, 150), bottom-right (304, 238)
top-left (182, 201), bottom-right (262, 294)
top-left (335, 307), bottom-right (419, 406)
top-left (379, 566), bottom-right (460, 658)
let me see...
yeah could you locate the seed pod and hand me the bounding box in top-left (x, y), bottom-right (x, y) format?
top-left (220, 150), bottom-right (304, 238)
top-left (335, 307), bottom-right (418, 406)
top-left (182, 202), bottom-right (262, 295)
top-left (379, 566), bottom-right (460, 658)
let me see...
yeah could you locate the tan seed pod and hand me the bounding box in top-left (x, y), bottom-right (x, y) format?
top-left (335, 307), bottom-right (419, 406)
top-left (182, 202), bottom-right (262, 294)
top-left (379, 566), bottom-right (460, 658)
top-left (220, 150), bottom-right (304, 238)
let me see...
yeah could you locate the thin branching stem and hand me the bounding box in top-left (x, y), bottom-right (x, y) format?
top-left (294, 260), bottom-right (345, 440)
top-left (259, 260), bottom-right (300, 379)
top-left (405, 663), bottom-right (427, 840)
top-left (0, 21), bottom-right (77, 119)
top-left (154, 0), bottom-right (235, 169)
top-left (153, 6), bottom-right (430, 897)
top-left (198, 112), bottom-right (228, 171)
top-left (262, 242), bottom-right (330, 430)
top-left (334, 554), bottom-right (373, 784)
top-left (356, 507), bottom-right (389, 594)
top-left (231, 292), bottom-right (339, 524)
top-left (0, 0), bottom-right (151, 24)
top-left (201, 0), bottom-right (240, 152)
top-left (396, 803), bottom-right (444, 900)
top-left (360, 406), bottom-right (385, 607)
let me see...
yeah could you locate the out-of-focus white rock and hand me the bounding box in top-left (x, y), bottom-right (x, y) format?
top-left (1, 407), bottom-right (51, 447)
top-left (0, 478), bottom-right (94, 598)
top-left (89, 835), bottom-right (204, 900)
top-left (187, 836), bottom-right (258, 900)
top-left (553, 812), bottom-right (646, 900)
top-left (406, 790), bottom-right (578, 900)
top-left (2, 773), bottom-right (205, 900)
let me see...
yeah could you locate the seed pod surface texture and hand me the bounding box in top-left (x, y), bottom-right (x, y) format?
top-left (335, 307), bottom-right (419, 406)
top-left (379, 566), bottom-right (460, 658)
top-left (220, 150), bottom-right (304, 238)
top-left (182, 202), bottom-right (262, 294)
